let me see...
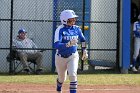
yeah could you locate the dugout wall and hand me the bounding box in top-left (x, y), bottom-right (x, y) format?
top-left (0, 0), bottom-right (121, 74)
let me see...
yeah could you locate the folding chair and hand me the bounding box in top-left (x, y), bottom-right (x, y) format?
top-left (6, 50), bottom-right (37, 74)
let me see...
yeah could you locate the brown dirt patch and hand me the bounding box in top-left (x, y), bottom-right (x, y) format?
top-left (0, 83), bottom-right (139, 93)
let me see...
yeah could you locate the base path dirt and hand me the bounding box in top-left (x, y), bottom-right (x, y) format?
top-left (0, 83), bottom-right (140, 93)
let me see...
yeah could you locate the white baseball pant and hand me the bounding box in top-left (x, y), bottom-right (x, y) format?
top-left (55, 51), bottom-right (79, 83)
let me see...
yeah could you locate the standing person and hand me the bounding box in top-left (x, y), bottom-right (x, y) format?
top-left (13, 28), bottom-right (43, 74)
top-left (54, 10), bottom-right (88, 93)
top-left (132, 14), bottom-right (140, 72)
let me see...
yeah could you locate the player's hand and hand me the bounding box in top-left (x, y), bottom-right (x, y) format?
top-left (82, 50), bottom-right (88, 60)
top-left (66, 39), bottom-right (78, 47)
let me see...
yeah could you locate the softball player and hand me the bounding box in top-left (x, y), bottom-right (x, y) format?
top-left (54, 10), bottom-right (88, 93)
top-left (132, 14), bottom-right (140, 72)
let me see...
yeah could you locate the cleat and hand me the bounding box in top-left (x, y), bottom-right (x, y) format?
top-left (132, 67), bottom-right (138, 72)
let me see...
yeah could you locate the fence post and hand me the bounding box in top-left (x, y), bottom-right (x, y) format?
top-left (121, 0), bottom-right (131, 74)
top-left (9, 0), bottom-right (14, 74)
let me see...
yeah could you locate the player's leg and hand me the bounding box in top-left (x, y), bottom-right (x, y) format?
top-left (67, 52), bottom-right (79, 93)
top-left (132, 38), bottom-right (140, 71)
top-left (55, 54), bottom-right (68, 92)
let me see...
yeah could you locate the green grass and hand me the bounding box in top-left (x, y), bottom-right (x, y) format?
top-left (78, 74), bottom-right (140, 85)
top-left (0, 74), bottom-right (140, 85)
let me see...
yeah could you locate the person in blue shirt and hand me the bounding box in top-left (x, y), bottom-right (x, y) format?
top-left (132, 14), bottom-right (140, 72)
top-left (54, 10), bottom-right (88, 93)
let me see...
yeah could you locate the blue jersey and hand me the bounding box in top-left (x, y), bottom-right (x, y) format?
top-left (54, 24), bottom-right (86, 55)
top-left (133, 21), bottom-right (140, 37)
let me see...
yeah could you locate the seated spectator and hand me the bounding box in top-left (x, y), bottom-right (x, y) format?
top-left (13, 28), bottom-right (43, 74)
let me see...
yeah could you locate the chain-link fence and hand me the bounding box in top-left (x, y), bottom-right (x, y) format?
top-left (0, 0), bottom-right (120, 74)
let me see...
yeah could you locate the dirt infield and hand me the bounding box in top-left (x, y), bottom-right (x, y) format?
top-left (0, 83), bottom-right (140, 93)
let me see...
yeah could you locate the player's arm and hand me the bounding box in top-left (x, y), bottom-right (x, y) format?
top-left (78, 28), bottom-right (88, 60)
top-left (54, 27), bottom-right (68, 49)
top-left (77, 27), bottom-right (87, 49)
top-left (54, 33), bottom-right (78, 49)
top-left (54, 26), bottom-right (78, 49)
top-left (54, 40), bottom-right (78, 49)
top-left (54, 41), bottom-right (68, 49)
top-left (81, 41), bottom-right (88, 60)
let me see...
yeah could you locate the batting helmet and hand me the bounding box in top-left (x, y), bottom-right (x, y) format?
top-left (60, 10), bottom-right (78, 24)
top-left (138, 14), bottom-right (140, 20)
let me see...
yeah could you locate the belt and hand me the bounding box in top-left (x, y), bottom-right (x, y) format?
top-left (57, 53), bottom-right (73, 58)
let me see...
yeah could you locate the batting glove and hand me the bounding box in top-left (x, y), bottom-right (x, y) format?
top-left (66, 39), bottom-right (78, 47)
top-left (82, 50), bottom-right (88, 60)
